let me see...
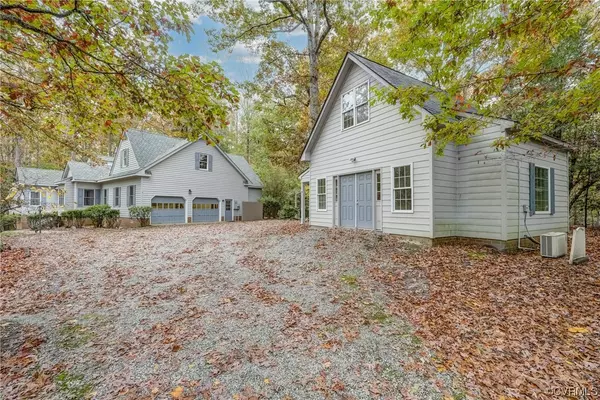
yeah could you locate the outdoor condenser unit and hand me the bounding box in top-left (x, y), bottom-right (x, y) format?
top-left (540, 232), bottom-right (567, 258)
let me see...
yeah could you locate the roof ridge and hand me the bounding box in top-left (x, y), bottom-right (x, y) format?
top-left (349, 52), bottom-right (440, 91)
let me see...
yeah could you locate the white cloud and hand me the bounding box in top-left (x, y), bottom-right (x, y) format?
top-left (238, 55), bottom-right (261, 64)
top-left (219, 42), bottom-right (262, 65)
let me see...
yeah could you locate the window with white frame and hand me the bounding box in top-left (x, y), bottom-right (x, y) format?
top-left (392, 165), bottom-right (412, 212)
top-left (341, 82), bottom-right (369, 129)
top-left (83, 189), bottom-right (95, 206)
top-left (534, 166), bottom-right (550, 212)
top-left (317, 178), bottom-right (326, 211)
top-left (127, 185), bottom-right (136, 206)
top-left (29, 191), bottom-right (41, 206)
top-left (197, 153), bottom-right (208, 170)
top-left (114, 187), bottom-right (121, 207)
top-left (121, 149), bottom-right (129, 167)
top-left (58, 191), bottom-right (65, 206)
top-left (376, 172), bottom-right (381, 201)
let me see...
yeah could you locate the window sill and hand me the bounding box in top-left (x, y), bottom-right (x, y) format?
top-left (391, 210), bottom-right (414, 214)
top-left (341, 118), bottom-right (370, 132)
top-left (535, 211), bottom-right (551, 215)
top-left (316, 209), bottom-right (327, 212)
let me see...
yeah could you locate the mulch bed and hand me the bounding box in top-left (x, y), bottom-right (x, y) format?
top-left (369, 229), bottom-right (600, 399)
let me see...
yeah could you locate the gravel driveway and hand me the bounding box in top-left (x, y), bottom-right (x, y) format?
top-left (1, 221), bottom-right (464, 399)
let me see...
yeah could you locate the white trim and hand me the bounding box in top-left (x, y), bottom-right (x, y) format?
top-left (340, 80), bottom-right (370, 131)
top-left (390, 162), bottom-right (414, 214)
top-left (316, 177), bottom-right (327, 212)
top-left (428, 144), bottom-right (434, 238)
top-left (533, 165), bottom-right (551, 214)
top-left (301, 53), bottom-right (431, 162)
top-left (197, 153), bottom-right (209, 171)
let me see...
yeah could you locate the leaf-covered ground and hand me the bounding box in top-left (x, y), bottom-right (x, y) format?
top-left (1, 222), bottom-right (598, 399)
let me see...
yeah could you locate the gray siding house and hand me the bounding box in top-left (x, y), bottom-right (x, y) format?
top-left (15, 167), bottom-right (64, 214)
top-left (53, 129), bottom-right (262, 224)
top-left (300, 53), bottom-right (571, 247)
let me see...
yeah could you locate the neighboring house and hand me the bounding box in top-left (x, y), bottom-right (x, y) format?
top-left (15, 167), bottom-right (64, 214)
top-left (52, 129), bottom-right (262, 224)
top-left (299, 53), bottom-right (571, 248)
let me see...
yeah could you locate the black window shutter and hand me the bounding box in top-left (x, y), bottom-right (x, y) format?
top-left (195, 153), bottom-right (199, 170)
top-left (208, 155), bottom-right (213, 172)
top-left (550, 168), bottom-right (555, 215)
top-left (529, 163), bottom-right (535, 216)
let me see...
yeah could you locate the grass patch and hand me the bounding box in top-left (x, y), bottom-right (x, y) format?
top-left (340, 274), bottom-right (358, 287)
top-left (55, 371), bottom-right (94, 400)
top-left (467, 251), bottom-right (487, 260)
top-left (57, 321), bottom-right (95, 349)
top-left (366, 308), bottom-right (391, 324)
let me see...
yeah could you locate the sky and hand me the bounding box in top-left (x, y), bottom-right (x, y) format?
top-left (168, 16), bottom-right (307, 82)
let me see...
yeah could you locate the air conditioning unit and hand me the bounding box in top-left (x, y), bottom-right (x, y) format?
top-left (540, 232), bottom-right (567, 258)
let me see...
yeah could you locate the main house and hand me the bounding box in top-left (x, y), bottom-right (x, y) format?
top-left (17, 129), bottom-right (263, 224)
top-left (299, 53), bottom-right (571, 248)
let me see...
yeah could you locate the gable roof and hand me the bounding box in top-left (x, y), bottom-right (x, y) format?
top-left (16, 167), bottom-right (63, 187)
top-left (98, 129), bottom-right (262, 187)
top-left (227, 154), bottom-right (263, 188)
top-left (66, 161), bottom-right (110, 182)
top-left (125, 129), bottom-right (187, 168)
top-left (349, 53), bottom-right (444, 115)
top-left (301, 52), bottom-right (485, 161)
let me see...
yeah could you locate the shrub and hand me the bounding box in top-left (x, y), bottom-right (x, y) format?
top-left (104, 209), bottom-right (120, 228)
top-left (83, 204), bottom-right (113, 228)
top-left (261, 196), bottom-right (281, 219)
top-left (1, 214), bottom-right (19, 231)
top-left (27, 212), bottom-right (58, 233)
top-left (129, 206), bottom-right (151, 227)
top-left (278, 204), bottom-right (298, 220)
top-left (62, 209), bottom-right (86, 228)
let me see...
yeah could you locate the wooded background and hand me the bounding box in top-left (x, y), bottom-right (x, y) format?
top-left (2, 0), bottom-right (598, 225)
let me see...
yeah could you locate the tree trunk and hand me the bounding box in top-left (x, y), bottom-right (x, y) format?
top-left (14, 137), bottom-right (21, 167)
top-left (246, 126), bottom-right (250, 162)
top-left (306, 0), bottom-right (321, 129)
top-left (307, 44), bottom-right (320, 128)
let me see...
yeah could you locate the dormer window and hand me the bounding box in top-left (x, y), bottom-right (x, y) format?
top-left (195, 152), bottom-right (211, 171)
top-left (121, 149), bottom-right (129, 167)
top-left (341, 81), bottom-right (369, 130)
top-left (198, 154), bottom-right (208, 170)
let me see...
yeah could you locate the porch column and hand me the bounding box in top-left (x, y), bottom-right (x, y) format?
top-left (300, 182), bottom-right (305, 224)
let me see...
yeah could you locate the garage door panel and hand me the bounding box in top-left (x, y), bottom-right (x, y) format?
top-left (193, 198), bottom-right (219, 222)
top-left (151, 196), bottom-right (185, 224)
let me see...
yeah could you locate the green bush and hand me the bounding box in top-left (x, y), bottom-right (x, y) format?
top-left (44, 211), bottom-right (62, 228)
top-left (261, 196), bottom-right (281, 219)
top-left (27, 212), bottom-right (58, 233)
top-left (83, 204), bottom-right (113, 228)
top-left (278, 204), bottom-right (298, 220)
top-left (104, 209), bottom-right (120, 228)
top-left (129, 206), bottom-right (151, 227)
top-left (62, 209), bottom-right (86, 228)
top-left (1, 214), bottom-right (19, 231)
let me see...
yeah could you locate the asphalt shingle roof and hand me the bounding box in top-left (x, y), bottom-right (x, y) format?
top-left (227, 154), bottom-right (263, 188)
top-left (67, 161), bottom-right (110, 181)
top-left (16, 167), bottom-right (63, 187)
top-left (126, 129), bottom-right (187, 168)
top-left (350, 52), bottom-right (466, 116)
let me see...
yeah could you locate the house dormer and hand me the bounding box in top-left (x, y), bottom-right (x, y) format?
top-left (110, 132), bottom-right (140, 176)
